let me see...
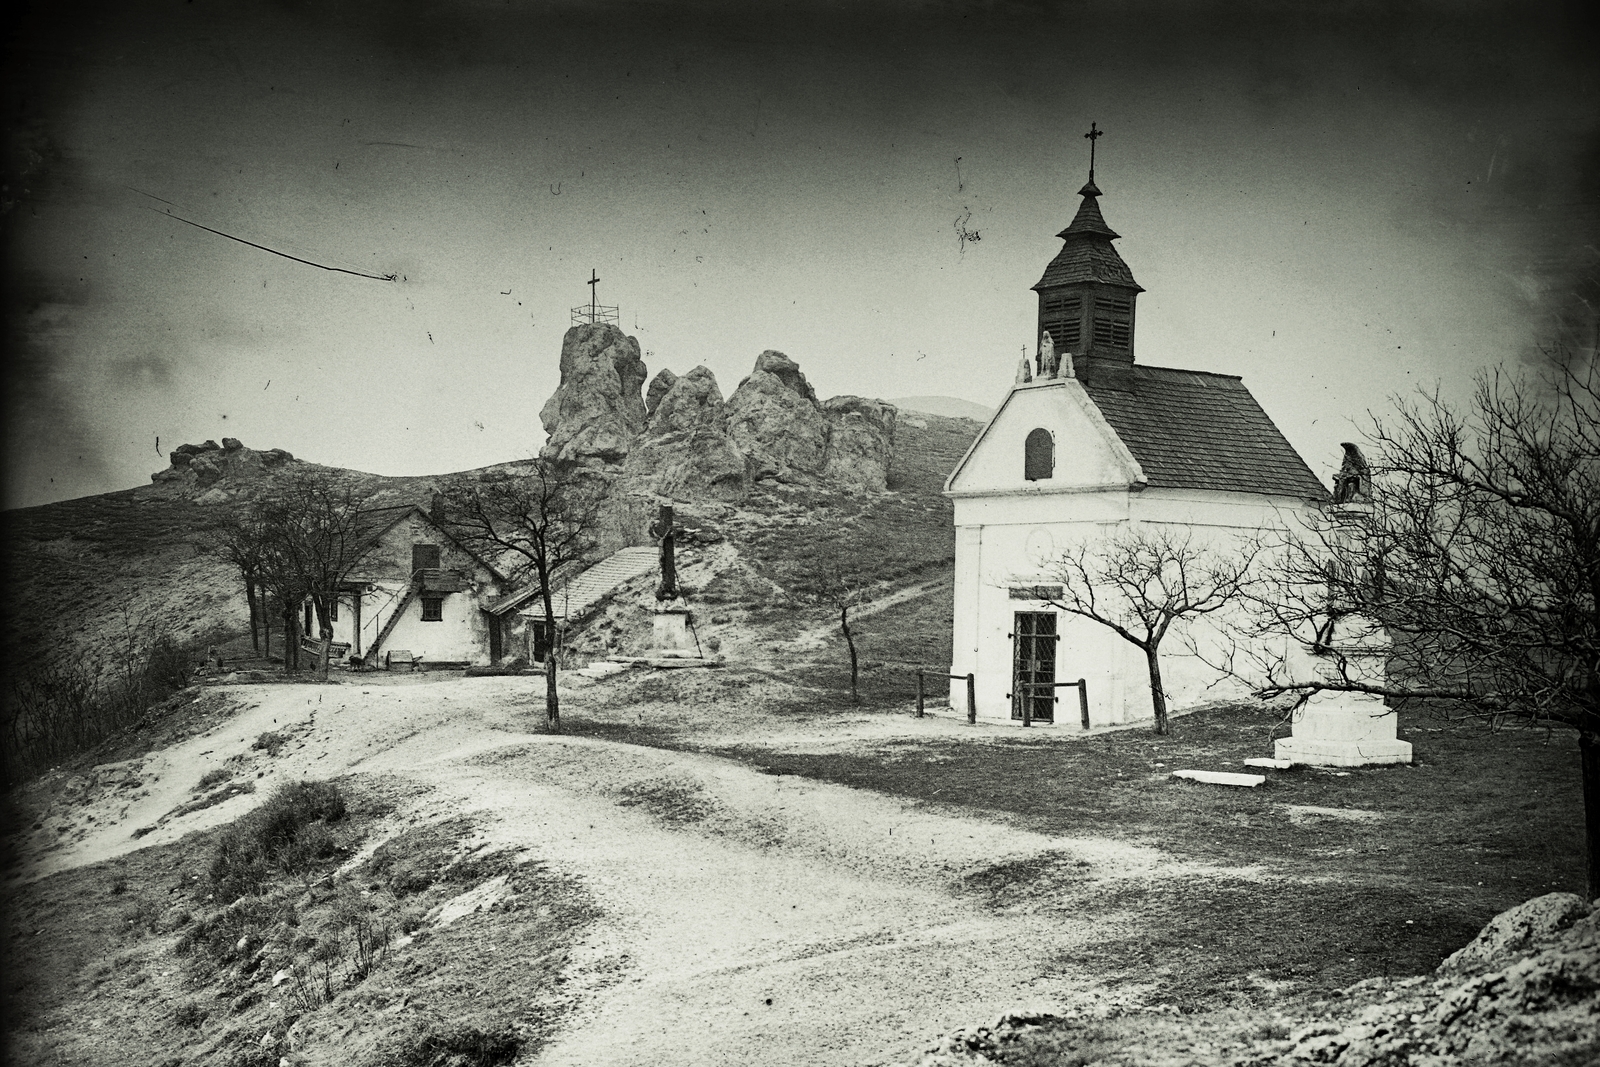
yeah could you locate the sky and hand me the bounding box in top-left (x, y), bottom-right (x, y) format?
top-left (4, 0), bottom-right (1596, 509)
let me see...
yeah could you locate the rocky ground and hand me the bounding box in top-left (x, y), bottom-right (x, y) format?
top-left (905, 891), bottom-right (1599, 1066)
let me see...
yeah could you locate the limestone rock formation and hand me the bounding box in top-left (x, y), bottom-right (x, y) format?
top-left (724, 351), bottom-right (831, 484)
top-left (645, 368), bottom-right (678, 418)
top-left (822, 396), bottom-right (898, 491)
top-left (539, 324), bottom-right (649, 464)
top-left (537, 335), bottom-right (896, 498)
top-left (150, 439), bottom-right (296, 498)
top-left (625, 366), bottom-right (749, 500)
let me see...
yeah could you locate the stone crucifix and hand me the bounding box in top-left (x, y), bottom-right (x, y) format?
top-left (649, 504), bottom-right (682, 602)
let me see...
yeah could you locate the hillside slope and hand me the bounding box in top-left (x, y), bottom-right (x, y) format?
top-left (2, 413), bottom-right (981, 681)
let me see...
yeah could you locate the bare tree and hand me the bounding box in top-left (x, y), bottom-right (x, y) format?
top-left (815, 565), bottom-right (868, 704)
top-left (1040, 527), bottom-right (1260, 735)
top-left (438, 460), bottom-right (604, 732)
top-left (1242, 360), bottom-right (1600, 898)
top-left (233, 472), bottom-right (369, 677)
top-left (201, 511), bottom-right (271, 655)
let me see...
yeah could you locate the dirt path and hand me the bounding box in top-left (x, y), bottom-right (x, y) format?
top-left (787, 578), bottom-right (947, 653)
top-left (12, 679), bottom-right (1228, 1066)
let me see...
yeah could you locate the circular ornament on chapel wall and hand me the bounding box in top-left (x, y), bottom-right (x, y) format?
top-left (1024, 527), bottom-right (1056, 567)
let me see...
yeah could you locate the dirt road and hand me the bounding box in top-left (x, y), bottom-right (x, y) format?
top-left (14, 677), bottom-right (1227, 1066)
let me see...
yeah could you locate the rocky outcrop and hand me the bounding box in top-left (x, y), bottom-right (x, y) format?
top-left (539, 324), bottom-right (648, 464)
top-left (539, 335), bottom-right (896, 496)
top-left (624, 367), bottom-right (749, 500)
top-left (724, 351), bottom-right (831, 485)
top-left (903, 893), bottom-right (1600, 1067)
top-left (822, 396), bottom-right (898, 491)
top-left (150, 439), bottom-right (297, 498)
top-left (645, 368), bottom-right (678, 418)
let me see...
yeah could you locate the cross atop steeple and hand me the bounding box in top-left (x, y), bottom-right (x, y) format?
top-left (1084, 122), bottom-right (1103, 183)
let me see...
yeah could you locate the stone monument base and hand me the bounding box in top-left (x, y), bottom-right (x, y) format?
top-left (1274, 692), bottom-right (1413, 767)
top-left (649, 599), bottom-right (698, 658)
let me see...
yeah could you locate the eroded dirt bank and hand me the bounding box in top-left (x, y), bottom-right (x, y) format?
top-left (9, 677), bottom-right (1237, 1066)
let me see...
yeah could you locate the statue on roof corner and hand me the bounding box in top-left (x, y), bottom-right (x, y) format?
top-left (1037, 331), bottom-right (1058, 378)
top-left (1331, 442), bottom-right (1371, 505)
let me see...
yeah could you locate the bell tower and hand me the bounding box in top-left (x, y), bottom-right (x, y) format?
top-left (1031, 123), bottom-right (1143, 388)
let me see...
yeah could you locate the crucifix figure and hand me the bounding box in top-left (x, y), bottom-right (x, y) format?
top-left (587, 269), bottom-right (601, 322)
top-left (648, 504), bottom-right (682, 601)
top-left (1084, 121), bottom-right (1103, 181)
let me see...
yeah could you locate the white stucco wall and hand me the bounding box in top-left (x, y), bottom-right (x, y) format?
top-left (946, 379), bottom-right (1313, 727)
top-left (304, 511), bottom-right (504, 667)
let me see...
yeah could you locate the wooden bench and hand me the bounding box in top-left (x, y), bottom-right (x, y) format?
top-left (385, 650), bottom-right (423, 672)
top-left (300, 639), bottom-right (352, 665)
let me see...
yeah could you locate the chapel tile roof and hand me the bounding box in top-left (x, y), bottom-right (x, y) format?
top-left (1080, 365), bottom-right (1330, 500)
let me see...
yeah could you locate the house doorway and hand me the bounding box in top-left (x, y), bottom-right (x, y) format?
top-left (1012, 611), bottom-right (1057, 722)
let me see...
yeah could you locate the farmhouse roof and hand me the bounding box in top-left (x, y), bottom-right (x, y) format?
top-left (1080, 365), bottom-right (1329, 499)
top-left (350, 505), bottom-right (508, 583)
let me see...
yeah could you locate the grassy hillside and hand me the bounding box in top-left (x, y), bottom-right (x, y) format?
top-left (3, 414), bottom-right (982, 779)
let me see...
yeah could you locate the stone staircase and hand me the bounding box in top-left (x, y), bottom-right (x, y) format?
top-left (550, 546), bottom-right (658, 618)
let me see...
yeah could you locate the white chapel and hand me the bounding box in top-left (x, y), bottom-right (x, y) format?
top-left (945, 152), bottom-right (1330, 727)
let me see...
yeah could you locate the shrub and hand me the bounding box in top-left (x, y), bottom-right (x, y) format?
top-left (0, 622), bottom-right (213, 788)
top-left (196, 767), bottom-right (233, 791)
top-left (251, 730), bottom-right (288, 756)
top-left (173, 1000), bottom-right (208, 1029)
top-left (209, 780), bottom-right (346, 900)
top-left (380, 1024), bottom-right (523, 1067)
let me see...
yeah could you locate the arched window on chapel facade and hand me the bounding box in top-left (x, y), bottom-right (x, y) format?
top-left (1024, 428), bottom-right (1054, 481)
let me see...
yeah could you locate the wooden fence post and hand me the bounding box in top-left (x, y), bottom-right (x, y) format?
top-left (966, 673), bottom-right (976, 724)
top-left (915, 670), bottom-right (925, 718)
top-left (1021, 682), bottom-right (1032, 727)
top-left (1077, 678), bottom-right (1090, 730)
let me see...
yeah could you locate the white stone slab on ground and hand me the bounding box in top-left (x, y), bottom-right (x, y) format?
top-left (1244, 757), bottom-right (1293, 770)
top-left (1171, 769), bottom-right (1267, 788)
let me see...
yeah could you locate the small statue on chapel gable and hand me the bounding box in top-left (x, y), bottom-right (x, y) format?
top-left (1037, 331), bottom-right (1058, 378)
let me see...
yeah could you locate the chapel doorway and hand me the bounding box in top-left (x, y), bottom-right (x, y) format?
top-left (1012, 611), bottom-right (1057, 722)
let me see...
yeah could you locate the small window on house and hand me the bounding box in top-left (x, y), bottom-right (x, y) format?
top-left (421, 596), bottom-right (444, 622)
top-left (329, 599), bottom-right (338, 623)
top-left (1024, 428), bottom-right (1054, 481)
top-left (412, 544), bottom-right (441, 573)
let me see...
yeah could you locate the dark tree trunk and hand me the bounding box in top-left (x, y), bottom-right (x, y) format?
top-left (1582, 731), bottom-right (1599, 902)
top-left (245, 579), bottom-right (260, 654)
top-left (841, 605), bottom-right (859, 705)
top-left (545, 648), bottom-right (560, 733)
top-left (540, 580), bottom-right (561, 733)
top-left (1145, 645), bottom-right (1169, 735)
top-left (285, 608), bottom-right (299, 672)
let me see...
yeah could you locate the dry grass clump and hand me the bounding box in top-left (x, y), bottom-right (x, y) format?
top-left (209, 779), bottom-right (347, 900)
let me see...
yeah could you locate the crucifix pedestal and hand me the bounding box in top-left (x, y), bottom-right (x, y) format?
top-left (1274, 618), bottom-right (1413, 767)
top-left (649, 599), bottom-right (697, 657)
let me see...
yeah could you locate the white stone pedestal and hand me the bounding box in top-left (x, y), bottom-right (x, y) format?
top-left (1275, 691), bottom-right (1414, 766)
top-left (649, 599), bottom-right (698, 658)
top-left (1274, 617), bottom-right (1412, 767)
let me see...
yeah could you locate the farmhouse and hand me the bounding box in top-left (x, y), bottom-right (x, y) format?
top-left (945, 166), bottom-right (1329, 726)
top-left (304, 506), bottom-right (512, 669)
